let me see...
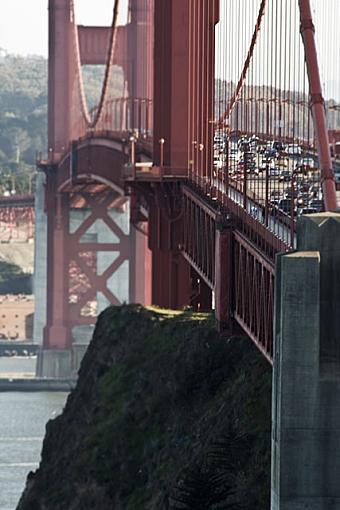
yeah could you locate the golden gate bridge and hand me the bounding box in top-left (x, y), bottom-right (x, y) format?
top-left (2, 1), bottom-right (340, 507)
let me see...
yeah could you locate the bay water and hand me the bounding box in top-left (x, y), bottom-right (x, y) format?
top-left (0, 357), bottom-right (68, 510)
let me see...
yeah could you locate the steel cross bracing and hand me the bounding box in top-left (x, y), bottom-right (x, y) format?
top-left (43, 0), bottom-right (339, 360)
top-left (0, 195), bottom-right (35, 243)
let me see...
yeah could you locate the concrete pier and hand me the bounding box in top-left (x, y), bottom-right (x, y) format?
top-left (271, 212), bottom-right (340, 510)
top-left (33, 172), bottom-right (48, 345)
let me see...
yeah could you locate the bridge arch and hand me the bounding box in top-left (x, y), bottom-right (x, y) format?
top-left (55, 136), bottom-right (129, 194)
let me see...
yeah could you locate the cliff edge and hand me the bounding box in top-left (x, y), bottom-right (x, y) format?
top-left (17, 305), bottom-right (271, 509)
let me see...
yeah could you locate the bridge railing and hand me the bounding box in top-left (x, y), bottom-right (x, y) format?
top-left (0, 195), bottom-right (35, 243)
top-left (71, 97), bottom-right (153, 146)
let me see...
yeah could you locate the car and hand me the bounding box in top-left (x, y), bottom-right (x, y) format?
top-left (286, 144), bottom-right (302, 156)
top-left (264, 148), bottom-right (278, 158)
top-left (270, 190), bottom-right (282, 201)
top-left (298, 207), bottom-right (318, 215)
top-left (300, 157), bottom-right (316, 168)
top-left (283, 187), bottom-right (299, 199)
top-left (216, 142), bottom-right (226, 152)
top-left (279, 169), bottom-right (291, 182)
top-left (330, 142), bottom-right (340, 157)
top-left (294, 175), bottom-right (310, 187)
top-left (297, 181), bottom-right (311, 193)
top-left (229, 148), bottom-right (239, 160)
top-left (257, 142), bottom-right (267, 154)
top-left (238, 161), bottom-right (256, 172)
top-left (238, 137), bottom-right (250, 151)
top-left (276, 156), bottom-right (289, 167)
top-left (309, 183), bottom-right (321, 197)
top-left (214, 132), bottom-right (225, 143)
top-left (272, 140), bottom-right (285, 152)
top-left (249, 135), bottom-right (259, 150)
top-left (295, 162), bottom-right (316, 174)
top-left (268, 167), bottom-right (281, 177)
top-left (308, 198), bottom-right (324, 212)
top-left (296, 193), bottom-right (310, 207)
top-left (278, 198), bottom-right (294, 214)
top-left (241, 151), bottom-right (256, 162)
top-left (253, 165), bottom-right (265, 175)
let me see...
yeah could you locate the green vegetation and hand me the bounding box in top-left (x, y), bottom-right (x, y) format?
top-left (0, 260), bottom-right (31, 294)
top-left (18, 305), bottom-right (271, 510)
top-left (0, 53), bottom-right (123, 194)
top-left (0, 260), bottom-right (25, 283)
top-left (0, 54), bottom-right (47, 194)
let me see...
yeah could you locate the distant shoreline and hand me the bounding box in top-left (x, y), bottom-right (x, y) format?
top-left (0, 377), bottom-right (75, 392)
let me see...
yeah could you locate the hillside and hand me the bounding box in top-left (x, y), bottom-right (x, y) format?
top-left (0, 53), bottom-right (123, 194)
top-left (0, 54), bottom-right (47, 194)
top-left (17, 305), bottom-right (272, 510)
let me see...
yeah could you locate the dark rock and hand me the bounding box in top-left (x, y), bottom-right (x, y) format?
top-left (17, 305), bottom-right (271, 510)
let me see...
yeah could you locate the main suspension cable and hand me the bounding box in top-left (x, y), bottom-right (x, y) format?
top-left (72, 0), bottom-right (121, 129)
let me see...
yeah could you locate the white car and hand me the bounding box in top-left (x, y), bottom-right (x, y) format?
top-left (286, 144), bottom-right (302, 156)
top-left (268, 167), bottom-right (281, 177)
top-left (229, 148), bottom-right (239, 160)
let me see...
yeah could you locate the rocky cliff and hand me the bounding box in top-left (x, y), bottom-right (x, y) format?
top-left (17, 305), bottom-right (271, 509)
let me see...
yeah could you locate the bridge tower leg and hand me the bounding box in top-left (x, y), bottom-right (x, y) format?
top-left (272, 213), bottom-right (340, 509)
top-left (38, 176), bottom-right (144, 378)
top-left (37, 177), bottom-right (72, 378)
top-left (148, 197), bottom-right (191, 309)
top-left (47, 0), bottom-right (75, 158)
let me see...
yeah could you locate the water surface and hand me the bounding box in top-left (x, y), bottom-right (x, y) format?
top-left (0, 360), bottom-right (68, 510)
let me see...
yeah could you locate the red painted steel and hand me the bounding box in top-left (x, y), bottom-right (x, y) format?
top-left (48, 0), bottom-right (75, 156)
top-left (147, 183), bottom-right (191, 309)
top-left (45, 0), bottom-right (339, 360)
top-left (42, 141), bottom-right (143, 349)
top-left (0, 195), bottom-right (35, 242)
top-left (233, 231), bottom-right (274, 362)
top-left (74, 0), bottom-right (121, 128)
top-left (298, 0), bottom-right (337, 211)
top-left (214, 217), bottom-right (233, 333)
top-left (222, 0), bottom-right (267, 124)
top-left (182, 185), bottom-right (216, 289)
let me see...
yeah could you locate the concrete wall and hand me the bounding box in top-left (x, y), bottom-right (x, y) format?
top-left (272, 212), bottom-right (340, 510)
top-left (33, 173), bottom-right (47, 344)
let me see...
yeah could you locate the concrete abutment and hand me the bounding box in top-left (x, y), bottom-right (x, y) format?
top-left (271, 212), bottom-right (340, 510)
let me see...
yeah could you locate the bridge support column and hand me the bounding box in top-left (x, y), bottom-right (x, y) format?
top-left (151, 245), bottom-right (190, 310)
top-left (214, 217), bottom-right (233, 332)
top-left (43, 192), bottom-right (70, 351)
top-left (149, 199), bottom-right (191, 309)
top-left (48, 0), bottom-right (75, 156)
top-left (38, 186), bottom-right (72, 379)
top-left (131, 225), bottom-right (152, 307)
top-left (272, 212), bottom-right (340, 510)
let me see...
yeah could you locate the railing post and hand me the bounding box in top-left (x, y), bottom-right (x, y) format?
top-left (265, 163), bottom-right (269, 226)
top-left (214, 214), bottom-right (233, 333)
top-left (129, 136), bottom-right (136, 179)
top-left (159, 138), bottom-right (165, 170)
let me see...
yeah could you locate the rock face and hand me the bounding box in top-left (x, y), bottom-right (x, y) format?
top-left (17, 305), bottom-right (271, 510)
